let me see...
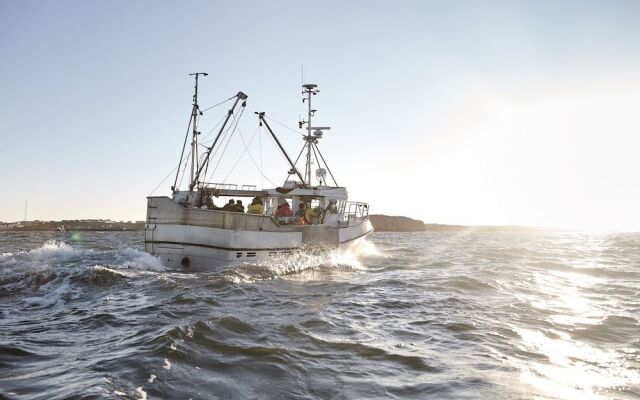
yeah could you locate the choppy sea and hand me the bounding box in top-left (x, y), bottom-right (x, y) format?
top-left (0, 231), bottom-right (639, 399)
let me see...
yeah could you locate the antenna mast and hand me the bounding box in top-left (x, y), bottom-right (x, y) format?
top-left (300, 83), bottom-right (330, 187)
top-left (188, 72), bottom-right (207, 190)
top-left (302, 84), bottom-right (317, 187)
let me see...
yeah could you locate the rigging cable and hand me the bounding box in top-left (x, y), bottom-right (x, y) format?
top-left (200, 96), bottom-right (234, 113)
top-left (264, 115), bottom-right (306, 137)
top-left (284, 144), bottom-right (308, 183)
top-left (197, 114), bottom-right (227, 146)
top-left (200, 106), bottom-right (242, 184)
top-left (171, 110), bottom-right (194, 191)
top-left (222, 126), bottom-right (279, 187)
top-left (221, 126), bottom-right (260, 184)
top-left (310, 142), bottom-right (322, 184)
top-left (207, 106), bottom-right (246, 183)
top-left (149, 164), bottom-right (179, 196)
top-left (177, 147), bottom-right (192, 190)
top-left (263, 124), bottom-right (301, 173)
top-left (313, 142), bottom-right (339, 186)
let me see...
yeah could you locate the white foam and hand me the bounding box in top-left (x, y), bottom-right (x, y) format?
top-left (2, 240), bottom-right (83, 274)
top-left (163, 358), bottom-right (171, 370)
top-left (264, 242), bottom-right (373, 276)
top-left (135, 386), bottom-right (147, 400)
top-left (116, 248), bottom-right (164, 271)
top-left (147, 374), bottom-right (156, 383)
top-left (348, 239), bottom-right (385, 258)
top-left (22, 278), bottom-right (71, 307)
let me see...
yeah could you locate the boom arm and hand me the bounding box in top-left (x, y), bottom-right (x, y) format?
top-left (189, 91), bottom-right (247, 190)
top-left (257, 112), bottom-right (306, 186)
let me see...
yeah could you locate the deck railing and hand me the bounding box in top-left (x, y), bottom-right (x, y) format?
top-left (343, 202), bottom-right (369, 226)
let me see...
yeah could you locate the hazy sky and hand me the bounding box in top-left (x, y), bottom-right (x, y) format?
top-left (1, 1), bottom-right (639, 231)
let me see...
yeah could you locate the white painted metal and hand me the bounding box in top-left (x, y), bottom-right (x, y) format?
top-left (145, 195), bottom-right (373, 271)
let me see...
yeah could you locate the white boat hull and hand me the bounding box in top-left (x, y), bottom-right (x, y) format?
top-left (145, 197), bottom-right (373, 271)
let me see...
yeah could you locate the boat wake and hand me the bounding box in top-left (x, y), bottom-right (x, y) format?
top-left (0, 240), bottom-right (165, 302)
top-left (0, 239), bottom-right (383, 304)
top-left (223, 240), bottom-right (384, 283)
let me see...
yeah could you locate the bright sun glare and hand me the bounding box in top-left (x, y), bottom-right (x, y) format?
top-left (407, 80), bottom-right (640, 232)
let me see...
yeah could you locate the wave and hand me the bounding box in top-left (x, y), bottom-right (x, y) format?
top-left (528, 261), bottom-right (638, 279)
top-left (220, 240), bottom-right (382, 283)
top-left (443, 276), bottom-right (494, 291)
top-left (572, 315), bottom-right (640, 343)
top-left (0, 240), bottom-right (166, 301)
top-left (111, 248), bottom-right (165, 271)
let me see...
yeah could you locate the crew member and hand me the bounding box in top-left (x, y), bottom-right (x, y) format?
top-left (221, 199), bottom-right (236, 211)
top-left (247, 197), bottom-right (265, 215)
top-left (296, 203), bottom-right (310, 224)
top-left (234, 200), bottom-right (245, 213)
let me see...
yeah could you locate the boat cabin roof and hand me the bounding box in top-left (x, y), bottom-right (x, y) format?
top-left (195, 186), bottom-right (348, 200)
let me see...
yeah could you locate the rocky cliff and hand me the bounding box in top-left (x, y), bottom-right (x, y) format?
top-left (368, 215), bottom-right (426, 232)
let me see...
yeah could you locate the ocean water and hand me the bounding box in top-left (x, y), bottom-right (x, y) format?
top-left (0, 231), bottom-right (639, 400)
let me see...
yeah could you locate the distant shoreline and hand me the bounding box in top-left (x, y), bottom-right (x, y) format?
top-left (369, 214), bottom-right (545, 233)
top-left (0, 220), bottom-right (144, 232)
top-left (1, 216), bottom-right (544, 233)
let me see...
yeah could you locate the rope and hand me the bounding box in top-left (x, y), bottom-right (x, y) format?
top-left (177, 147), bottom-right (191, 189)
top-left (172, 109), bottom-right (194, 191)
top-left (313, 142), bottom-right (339, 186)
top-left (207, 106), bottom-right (245, 182)
top-left (198, 114), bottom-right (226, 145)
top-left (264, 125), bottom-right (297, 170)
top-left (201, 106), bottom-right (242, 183)
top-left (311, 142), bottom-right (321, 184)
top-left (221, 126), bottom-right (260, 183)
top-left (149, 165), bottom-right (179, 196)
top-left (284, 144), bottom-right (307, 183)
top-left (264, 115), bottom-right (306, 137)
top-left (203, 115), bottom-right (235, 178)
top-left (200, 96), bottom-right (234, 113)
top-left (247, 150), bottom-right (280, 187)
top-left (221, 126), bottom-right (279, 187)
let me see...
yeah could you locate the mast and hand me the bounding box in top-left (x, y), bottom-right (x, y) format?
top-left (189, 72), bottom-right (207, 190)
top-left (300, 84), bottom-right (330, 187)
top-left (190, 91), bottom-right (248, 191)
top-left (302, 84), bottom-right (318, 187)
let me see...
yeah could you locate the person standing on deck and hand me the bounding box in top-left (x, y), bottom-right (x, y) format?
top-left (221, 199), bottom-right (236, 211)
top-left (234, 200), bottom-right (245, 213)
top-left (247, 197), bottom-right (264, 215)
top-left (296, 203), bottom-right (310, 224)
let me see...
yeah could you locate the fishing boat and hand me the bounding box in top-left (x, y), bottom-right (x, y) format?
top-left (145, 74), bottom-right (373, 270)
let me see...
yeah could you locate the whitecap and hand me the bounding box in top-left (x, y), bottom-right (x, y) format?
top-left (115, 248), bottom-right (165, 271)
top-left (135, 386), bottom-right (147, 400)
